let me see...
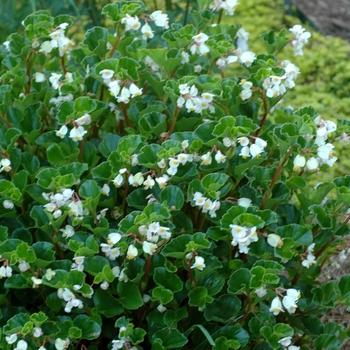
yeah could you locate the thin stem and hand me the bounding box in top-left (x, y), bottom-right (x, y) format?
top-left (121, 180), bottom-right (129, 217)
top-left (142, 256), bottom-right (152, 288)
top-left (260, 147), bottom-right (294, 210)
top-left (254, 96), bottom-right (268, 137)
top-left (109, 25), bottom-right (122, 58)
top-left (217, 9), bottom-right (223, 24)
top-left (121, 103), bottom-right (131, 128)
top-left (168, 106), bottom-right (179, 135)
top-left (25, 50), bottom-right (34, 95)
top-left (60, 56), bottom-right (67, 75)
top-left (78, 139), bottom-right (85, 162)
top-left (183, 0), bottom-right (191, 26)
top-left (99, 85), bottom-right (105, 101)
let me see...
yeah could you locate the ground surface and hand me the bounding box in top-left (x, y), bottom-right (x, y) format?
top-left (290, 0), bottom-right (350, 40)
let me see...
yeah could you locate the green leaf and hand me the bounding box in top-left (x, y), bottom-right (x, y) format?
top-left (160, 186), bottom-right (184, 210)
top-left (93, 288), bottom-right (124, 317)
top-left (152, 329), bottom-right (188, 349)
top-left (228, 268), bottom-right (251, 294)
top-left (117, 282), bottom-right (143, 309)
top-left (201, 173), bottom-right (229, 192)
top-left (99, 133), bottom-right (121, 158)
top-left (154, 267), bottom-right (183, 293)
top-left (275, 224), bottom-right (312, 245)
top-left (161, 235), bottom-right (192, 258)
top-left (152, 286), bottom-right (174, 305)
top-left (73, 315), bottom-right (101, 340)
top-left (188, 286), bottom-right (212, 308)
top-left (204, 294), bottom-right (241, 322)
top-left (82, 26), bottom-right (109, 58)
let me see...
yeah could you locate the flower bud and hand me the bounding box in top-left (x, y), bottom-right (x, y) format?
top-left (267, 234), bottom-right (283, 248)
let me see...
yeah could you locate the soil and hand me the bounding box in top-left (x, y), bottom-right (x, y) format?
top-left (288, 0), bottom-right (350, 41)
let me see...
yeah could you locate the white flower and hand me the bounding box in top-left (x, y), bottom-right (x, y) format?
top-left (191, 256), bottom-right (206, 271)
top-left (150, 11), bottom-right (169, 28)
top-left (143, 175), bottom-right (155, 189)
top-left (128, 172), bottom-right (144, 187)
top-left (237, 136), bottom-right (250, 147)
top-left (239, 51), bottom-right (256, 66)
top-left (157, 303), bottom-right (167, 313)
top-left (108, 80), bottom-right (121, 97)
top-left (56, 125), bottom-right (68, 138)
top-left (69, 126), bottom-right (87, 142)
top-left (305, 157), bottom-right (319, 171)
top-left (39, 41), bottom-right (54, 55)
top-left (293, 154), bottom-right (306, 171)
top-left (302, 254), bottom-right (316, 268)
top-left (282, 295), bottom-right (298, 314)
top-left (141, 23), bottom-right (154, 39)
top-left (60, 225), bottom-right (75, 238)
top-left (237, 198), bottom-right (252, 208)
top-left (31, 277), bottom-right (43, 288)
top-left (201, 151), bottom-right (212, 165)
top-left (18, 260), bottom-right (30, 272)
top-left (101, 281), bottom-right (109, 290)
top-left (286, 288), bottom-right (301, 301)
top-left (278, 337), bottom-right (292, 347)
top-left (75, 113), bottom-right (91, 126)
top-left (0, 158), bottom-right (11, 172)
top-left (117, 87), bottom-right (131, 103)
top-left (108, 232), bottom-right (122, 245)
top-left (269, 296), bottom-right (284, 315)
top-left (101, 184), bottom-right (110, 196)
top-left (156, 175), bottom-right (170, 189)
top-left (143, 241), bottom-right (158, 255)
top-left (33, 327), bottom-right (43, 337)
top-left (255, 286), bottom-right (267, 298)
top-left (194, 192), bottom-right (206, 206)
top-left (214, 150), bottom-right (226, 163)
top-left (129, 83), bottom-right (143, 98)
top-left (249, 144), bottom-right (264, 158)
top-left (5, 334), bottom-right (17, 344)
top-left (112, 174), bottom-right (124, 188)
top-left (14, 340), bottom-right (28, 350)
top-left (126, 244), bottom-right (138, 260)
top-left (121, 14), bottom-right (141, 31)
top-left (34, 72), bottom-right (46, 83)
top-left (112, 339), bottom-right (125, 350)
top-left (3, 200), bottom-right (14, 209)
top-left (49, 73), bottom-right (62, 90)
top-left (55, 338), bottom-right (70, 350)
top-left (288, 346), bottom-right (300, 350)
top-left (181, 51), bottom-right (190, 64)
top-left (267, 234), bottom-right (283, 248)
top-left (99, 69), bottom-right (114, 79)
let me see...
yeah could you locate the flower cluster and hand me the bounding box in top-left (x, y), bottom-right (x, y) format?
top-left (238, 136), bottom-right (267, 159)
top-left (190, 33), bottom-right (210, 56)
top-left (56, 113), bottom-right (91, 142)
top-left (269, 288), bottom-right (301, 315)
top-left (57, 287), bottom-right (83, 313)
top-left (121, 10), bottom-right (169, 36)
top-left (289, 24), bottom-right (311, 56)
top-left (38, 23), bottom-right (74, 57)
top-left (302, 243), bottom-right (316, 268)
top-left (209, 0), bottom-right (239, 16)
top-left (0, 264), bottom-right (12, 278)
top-left (139, 222), bottom-right (172, 243)
top-left (177, 83), bottom-right (215, 114)
top-left (230, 224), bottom-right (258, 253)
top-left (43, 188), bottom-right (85, 219)
top-left (193, 192), bottom-right (221, 218)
